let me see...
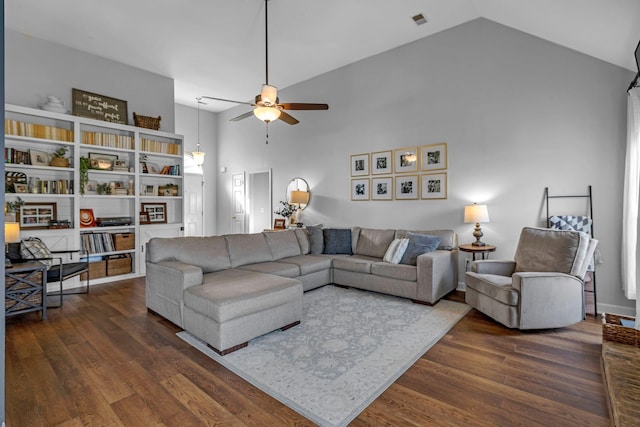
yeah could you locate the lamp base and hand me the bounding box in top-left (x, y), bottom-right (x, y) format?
top-left (471, 241), bottom-right (487, 247)
top-left (472, 223), bottom-right (486, 247)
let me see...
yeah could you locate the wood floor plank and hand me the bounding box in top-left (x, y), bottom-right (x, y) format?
top-left (4, 280), bottom-right (611, 426)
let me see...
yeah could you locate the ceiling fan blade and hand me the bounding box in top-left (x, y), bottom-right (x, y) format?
top-left (278, 111), bottom-right (299, 125)
top-left (230, 111), bottom-right (255, 122)
top-left (201, 96), bottom-right (254, 106)
top-left (279, 103), bottom-right (329, 111)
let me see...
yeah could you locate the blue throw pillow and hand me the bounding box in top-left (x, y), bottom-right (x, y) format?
top-left (400, 233), bottom-right (441, 265)
top-left (323, 228), bottom-right (352, 255)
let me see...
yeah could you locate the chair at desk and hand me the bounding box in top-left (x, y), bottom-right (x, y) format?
top-left (7, 238), bottom-right (89, 308)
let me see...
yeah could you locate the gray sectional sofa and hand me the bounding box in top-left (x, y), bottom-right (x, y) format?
top-left (146, 227), bottom-right (458, 355)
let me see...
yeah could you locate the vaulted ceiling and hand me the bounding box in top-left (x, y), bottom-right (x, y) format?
top-left (6, 0), bottom-right (640, 112)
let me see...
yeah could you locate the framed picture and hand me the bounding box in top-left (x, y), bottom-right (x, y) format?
top-left (351, 178), bottom-right (370, 201)
top-left (421, 172), bottom-right (448, 200)
top-left (371, 150), bottom-right (392, 175)
top-left (85, 180), bottom-right (98, 195)
top-left (371, 177), bottom-right (393, 200)
top-left (141, 202), bottom-right (167, 224)
top-left (139, 211), bottom-right (150, 225)
top-left (395, 175), bottom-right (419, 200)
top-left (89, 152), bottom-right (118, 170)
top-left (158, 184), bottom-right (178, 197)
top-left (18, 202), bottom-right (57, 229)
top-left (113, 159), bottom-right (129, 169)
top-left (394, 147), bottom-right (418, 173)
top-left (29, 149), bottom-right (49, 166)
top-left (273, 218), bottom-right (286, 230)
top-left (13, 183), bottom-right (28, 194)
top-left (141, 184), bottom-right (158, 196)
top-left (72, 88), bottom-right (128, 125)
top-left (5, 171), bottom-right (27, 193)
top-left (350, 153), bottom-right (370, 177)
top-left (79, 208), bottom-right (96, 228)
top-left (421, 143), bottom-right (448, 171)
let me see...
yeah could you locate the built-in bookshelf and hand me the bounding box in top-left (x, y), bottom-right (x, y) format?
top-left (4, 104), bottom-right (184, 289)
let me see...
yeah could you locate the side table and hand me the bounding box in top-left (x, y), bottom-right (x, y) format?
top-left (458, 244), bottom-right (496, 261)
top-left (5, 261), bottom-right (47, 320)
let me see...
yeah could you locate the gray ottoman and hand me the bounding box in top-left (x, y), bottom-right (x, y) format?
top-left (182, 269), bottom-right (303, 355)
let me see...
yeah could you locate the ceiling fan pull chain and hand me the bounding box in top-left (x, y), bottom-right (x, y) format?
top-left (265, 122), bottom-right (269, 144)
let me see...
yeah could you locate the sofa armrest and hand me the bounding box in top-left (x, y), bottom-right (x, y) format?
top-left (416, 249), bottom-right (458, 303)
top-left (471, 260), bottom-right (516, 276)
top-left (512, 272), bottom-right (583, 329)
top-left (145, 261), bottom-right (203, 327)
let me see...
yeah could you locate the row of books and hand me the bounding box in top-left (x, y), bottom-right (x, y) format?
top-left (38, 179), bottom-right (73, 195)
top-left (81, 232), bottom-right (116, 254)
top-left (5, 119), bottom-right (74, 142)
top-left (159, 164), bottom-right (181, 175)
top-left (4, 147), bottom-right (31, 164)
top-left (82, 131), bottom-right (134, 149)
top-left (141, 138), bottom-right (181, 155)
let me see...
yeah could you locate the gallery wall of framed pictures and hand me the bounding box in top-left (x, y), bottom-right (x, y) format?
top-left (350, 143), bottom-right (448, 201)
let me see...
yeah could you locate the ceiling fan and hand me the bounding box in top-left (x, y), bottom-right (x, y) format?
top-left (202, 0), bottom-right (328, 125)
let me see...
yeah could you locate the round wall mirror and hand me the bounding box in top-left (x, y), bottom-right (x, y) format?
top-left (286, 177), bottom-right (310, 210)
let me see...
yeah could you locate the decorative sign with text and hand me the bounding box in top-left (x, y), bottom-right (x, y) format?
top-left (72, 88), bottom-right (128, 125)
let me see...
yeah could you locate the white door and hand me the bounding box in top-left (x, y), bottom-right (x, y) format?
top-left (247, 169), bottom-right (272, 233)
top-left (231, 172), bottom-right (246, 233)
top-left (184, 173), bottom-right (204, 236)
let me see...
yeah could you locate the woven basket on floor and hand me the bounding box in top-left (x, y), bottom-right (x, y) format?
top-left (133, 112), bottom-right (161, 130)
top-left (602, 313), bottom-right (639, 347)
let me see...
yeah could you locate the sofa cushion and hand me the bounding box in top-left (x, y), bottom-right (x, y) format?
top-left (225, 233), bottom-right (273, 268)
top-left (294, 229), bottom-right (311, 254)
top-left (383, 238), bottom-right (409, 264)
top-left (323, 228), bottom-right (353, 255)
top-left (237, 261), bottom-right (300, 278)
top-left (148, 236), bottom-right (231, 273)
top-left (356, 228), bottom-right (396, 258)
top-left (372, 262), bottom-right (417, 282)
top-left (278, 254), bottom-right (332, 276)
top-left (465, 272), bottom-right (518, 306)
top-left (264, 230), bottom-right (302, 260)
top-left (332, 255), bottom-right (379, 273)
top-left (184, 269), bottom-right (302, 323)
top-left (399, 233), bottom-right (441, 265)
top-left (307, 225), bottom-right (324, 254)
top-left (396, 229), bottom-right (456, 251)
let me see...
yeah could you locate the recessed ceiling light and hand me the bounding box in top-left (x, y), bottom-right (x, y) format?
top-left (412, 13), bottom-right (427, 26)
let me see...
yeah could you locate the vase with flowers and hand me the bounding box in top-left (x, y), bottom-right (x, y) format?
top-left (274, 201), bottom-right (297, 226)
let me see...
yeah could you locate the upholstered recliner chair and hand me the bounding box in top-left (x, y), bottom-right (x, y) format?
top-left (465, 227), bottom-right (598, 329)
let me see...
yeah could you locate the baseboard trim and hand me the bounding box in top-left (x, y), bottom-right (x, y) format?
top-left (597, 303), bottom-right (636, 317)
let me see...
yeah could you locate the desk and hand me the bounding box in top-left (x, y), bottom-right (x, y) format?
top-left (5, 261), bottom-right (47, 320)
top-left (458, 244), bottom-right (496, 261)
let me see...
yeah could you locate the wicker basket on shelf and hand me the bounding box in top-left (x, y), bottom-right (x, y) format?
top-left (602, 313), bottom-right (639, 347)
top-left (133, 112), bottom-right (161, 130)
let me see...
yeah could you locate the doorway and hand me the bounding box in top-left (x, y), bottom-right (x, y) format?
top-left (247, 169), bottom-right (272, 233)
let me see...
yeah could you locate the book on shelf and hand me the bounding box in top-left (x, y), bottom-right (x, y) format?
top-left (4, 119), bottom-right (74, 141)
top-left (140, 138), bottom-right (180, 155)
top-left (81, 131), bottom-right (134, 149)
top-left (4, 147), bottom-right (31, 164)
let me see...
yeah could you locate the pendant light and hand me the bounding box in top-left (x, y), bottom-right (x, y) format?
top-left (192, 97), bottom-right (206, 166)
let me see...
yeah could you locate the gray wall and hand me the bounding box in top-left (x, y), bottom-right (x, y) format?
top-left (175, 103), bottom-right (218, 235)
top-left (215, 18), bottom-right (634, 314)
top-left (5, 30), bottom-right (175, 132)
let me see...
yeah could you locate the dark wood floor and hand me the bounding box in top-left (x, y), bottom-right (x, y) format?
top-left (5, 278), bottom-right (609, 426)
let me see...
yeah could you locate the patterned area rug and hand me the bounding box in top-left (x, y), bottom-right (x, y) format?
top-left (177, 285), bottom-right (470, 427)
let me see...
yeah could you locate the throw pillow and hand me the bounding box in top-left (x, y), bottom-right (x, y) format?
top-left (400, 233), bottom-right (441, 265)
top-left (306, 225), bottom-right (324, 254)
top-left (383, 238), bottom-right (409, 264)
top-left (20, 237), bottom-right (54, 268)
top-left (323, 228), bottom-right (353, 255)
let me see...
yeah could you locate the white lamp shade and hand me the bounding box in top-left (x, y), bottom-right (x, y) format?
top-left (464, 204), bottom-right (490, 223)
top-left (253, 106), bottom-right (281, 122)
top-left (260, 84), bottom-right (278, 105)
top-left (4, 222), bottom-right (20, 243)
top-left (289, 190), bottom-right (310, 205)
top-left (192, 150), bottom-right (206, 166)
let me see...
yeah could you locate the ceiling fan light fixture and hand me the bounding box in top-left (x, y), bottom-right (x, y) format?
top-left (254, 105), bottom-right (281, 123)
top-left (260, 84), bottom-right (278, 106)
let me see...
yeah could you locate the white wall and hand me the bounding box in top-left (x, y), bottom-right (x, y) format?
top-left (175, 104), bottom-right (218, 235)
top-left (216, 18), bottom-right (634, 313)
top-left (5, 30), bottom-right (176, 132)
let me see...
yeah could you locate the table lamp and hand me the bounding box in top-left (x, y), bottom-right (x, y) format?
top-left (464, 203), bottom-right (490, 246)
top-left (289, 190), bottom-right (310, 226)
top-left (5, 222), bottom-right (20, 266)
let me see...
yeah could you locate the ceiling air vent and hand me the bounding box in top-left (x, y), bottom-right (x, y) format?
top-left (412, 13), bottom-right (427, 26)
